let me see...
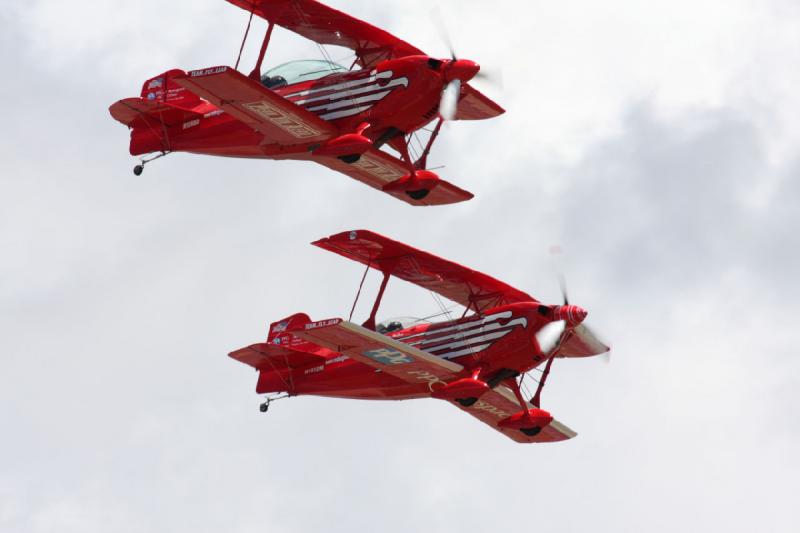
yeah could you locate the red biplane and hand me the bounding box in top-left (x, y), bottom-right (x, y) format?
top-left (109, 0), bottom-right (504, 206)
top-left (230, 230), bottom-right (609, 443)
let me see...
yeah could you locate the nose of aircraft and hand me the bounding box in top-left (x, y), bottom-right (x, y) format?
top-left (552, 305), bottom-right (588, 325)
top-left (446, 59), bottom-right (480, 83)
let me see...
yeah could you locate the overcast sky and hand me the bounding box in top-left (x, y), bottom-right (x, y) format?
top-left (2, 0), bottom-right (798, 531)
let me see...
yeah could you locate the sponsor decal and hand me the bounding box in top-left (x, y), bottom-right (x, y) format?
top-left (272, 320), bottom-right (290, 333)
top-left (147, 78), bottom-right (163, 89)
top-left (349, 230), bottom-right (358, 240)
top-left (325, 355), bottom-right (349, 365)
top-left (182, 119), bottom-right (200, 130)
top-left (363, 347), bottom-right (413, 365)
top-left (304, 364), bottom-right (324, 375)
top-left (304, 318), bottom-right (340, 330)
top-left (146, 92), bottom-right (156, 101)
top-left (243, 100), bottom-right (322, 139)
top-left (351, 154), bottom-right (405, 183)
top-left (189, 66), bottom-right (227, 77)
top-left (472, 399), bottom-right (509, 419)
top-left (406, 369), bottom-right (446, 392)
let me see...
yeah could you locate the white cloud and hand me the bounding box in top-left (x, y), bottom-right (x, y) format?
top-left (2, 0), bottom-right (799, 532)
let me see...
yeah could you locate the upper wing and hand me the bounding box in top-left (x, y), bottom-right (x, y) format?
top-left (227, 0), bottom-right (424, 69)
top-left (306, 146), bottom-right (473, 206)
top-left (455, 85), bottom-right (505, 121)
top-left (173, 66), bottom-right (335, 144)
top-left (450, 385), bottom-right (577, 443)
top-left (312, 230), bottom-right (537, 311)
top-left (292, 318), bottom-right (463, 382)
top-left (558, 324), bottom-right (610, 358)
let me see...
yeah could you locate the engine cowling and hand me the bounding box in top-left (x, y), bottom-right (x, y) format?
top-left (381, 169), bottom-right (440, 200)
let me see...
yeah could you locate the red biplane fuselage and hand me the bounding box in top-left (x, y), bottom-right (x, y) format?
top-left (110, 0), bottom-right (504, 206)
top-left (231, 230), bottom-right (609, 443)
top-left (253, 302), bottom-right (550, 400)
top-left (130, 57), bottom-right (453, 159)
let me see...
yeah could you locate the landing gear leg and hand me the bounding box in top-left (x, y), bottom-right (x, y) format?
top-left (258, 393), bottom-right (289, 413)
top-left (132, 151), bottom-right (170, 176)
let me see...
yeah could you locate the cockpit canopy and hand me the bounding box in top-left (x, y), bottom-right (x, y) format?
top-left (376, 316), bottom-right (431, 334)
top-left (261, 59), bottom-right (349, 89)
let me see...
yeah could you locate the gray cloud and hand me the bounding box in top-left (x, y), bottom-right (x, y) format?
top-left (2, 1), bottom-right (799, 532)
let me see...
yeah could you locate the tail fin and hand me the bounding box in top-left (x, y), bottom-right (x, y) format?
top-left (140, 69), bottom-right (201, 109)
top-left (267, 313), bottom-right (312, 343)
top-left (109, 69), bottom-right (205, 155)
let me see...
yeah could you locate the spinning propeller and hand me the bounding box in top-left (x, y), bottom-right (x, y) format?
top-left (531, 272), bottom-right (610, 407)
top-left (431, 7), bottom-right (500, 121)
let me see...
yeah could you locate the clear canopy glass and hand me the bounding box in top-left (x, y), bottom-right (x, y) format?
top-left (262, 60), bottom-right (348, 86)
top-left (376, 316), bottom-right (432, 334)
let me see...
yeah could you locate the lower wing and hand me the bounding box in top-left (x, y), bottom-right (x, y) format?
top-left (450, 385), bottom-right (577, 443)
top-left (293, 318), bottom-right (575, 443)
top-left (303, 147), bottom-right (474, 206)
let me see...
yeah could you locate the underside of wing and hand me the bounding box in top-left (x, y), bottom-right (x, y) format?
top-left (173, 66), bottom-right (335, 144)
top-left (312, 230), bottom-right (537, 311)
top-left (227, 0), bottom-right (424, 68)
top-left (304, 147), bottom-right (473, 206)
top-left (450, 385), bottom-right (577, 443)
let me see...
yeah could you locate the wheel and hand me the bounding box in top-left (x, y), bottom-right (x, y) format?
top-left (520, 426), bottom-right (542, 437)
top-left (133, 164), bottom-right (144, 176)
top-left (337, 154), bottom-right (361, 164)
top-left (259, 403), bottom-right (269, 412)
top-left (406, 189), bottom-right (430, 200)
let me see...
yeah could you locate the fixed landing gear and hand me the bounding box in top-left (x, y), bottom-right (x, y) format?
top-left (132, 151), bottom-right (170, 175)
top-left (258, 393), bottom-right (289, 413)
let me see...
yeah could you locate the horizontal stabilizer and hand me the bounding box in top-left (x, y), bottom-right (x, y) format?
top-left (109, 97), bottom-right (203, 129)
top-left (229, 343), bottom-right (325, 371)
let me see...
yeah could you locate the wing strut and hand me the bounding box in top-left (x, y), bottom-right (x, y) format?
top-left (363, 271), bottom-right (390, 331)
top-left (250, 21), bottom-right (275, 81)
top-left (531, 354), bottom-right (556, 407)
top-left (234, 10), bottom-right (255, 71)
top-left (414, 118), bottom-right (444, 170)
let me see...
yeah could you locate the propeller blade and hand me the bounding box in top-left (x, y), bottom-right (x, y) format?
top-left (558, 272), bottom-right (569, 305)
top-left (439, 78), bottom-right (461, 121)
top-left (474, 68), bottom-right (504, 90)
top-left (431, 6), bottom-right (457, 60)
top-left (535, 320), bottom-right (566, 355)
